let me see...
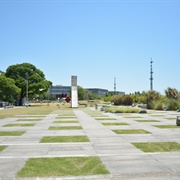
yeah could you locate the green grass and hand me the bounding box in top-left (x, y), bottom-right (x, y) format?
top-left (104, 107), bottom-right (140, 113)
top-left (132, 142), bottom-right (180, 152)
top-left (154, 125), bottom-right (180, 128)
top-left (0, 104), bottom-right (59, 119)
top-left (0, 131), bottom-right (25, 136)
top-left (149, 115), bottom-right (164, 117)
top-left (16, 119), bottom-right (42, 121)
top-left (113, 129), bottom-right (151, 134)
top-left (3, 124), bottom-right (35, 127)
top-left (17, 156), bottom-right (109, 177)
top-left (95, 117), bottom-right (116, 120)
top-left (123, 116), bottom-right (142, 118)
top-left (0, 145), bottom-right (8, 151)
top-left (40, 136), bottom-right (90, 143)
top-left (56, 116), bottom-right (76, 118)
top-left (136, 120), bottom-right (160, 122)
top-left (102, 122), bottom-right (129, 126)
top-left (49, 126), bottom-right (82, 130)
top-left (91, 115), bottom-right (108, 117)
top-left (165, 118), bottom-right (176, 120)
top-left (54, 120), bottom-right (78, 123)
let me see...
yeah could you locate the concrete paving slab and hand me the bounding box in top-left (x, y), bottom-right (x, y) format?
top-left (0, 109), bottom-right (180, 179)
top-left (0, 158), bottom-right (27, 179)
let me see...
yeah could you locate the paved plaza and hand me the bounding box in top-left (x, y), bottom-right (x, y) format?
top-left (0, 108), bottom-right (180, 180)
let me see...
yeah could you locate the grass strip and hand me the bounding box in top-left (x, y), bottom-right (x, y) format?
top-left (102, 122), bottom-right (129, 126)
top-left (3, 124), bottom-right (35, 127)
top-left (57, 116), bottom-right (76, 118)
top-left (154, 125), bottom-right (180, 128)
top-left (0, 131), bottom-right (25, 136)
top-left (136, 120), bottom-right (160, 122)
top-left (132, 142), bottom-right (180, 152)
top-left (95, 118), bottom-right (116, 120)
top-left (49, 126), bottom-right (82, 130)
top-left (17, 156), bottom-right (109, 177)
top-left (16, 119), bottom-right (42, 121)
top-left (113, 129), bottom-right (151, 134)
top-left (54, 120), bottom-right (78, 123)
top-left (0, 145), bottom-right (8, 151)
top-left (40, 136), bottom-right (89, 143)
top-left (104, 107), bottom-right (140, 113)
top-left (123, 116), bottom-right (142, 118)
top-left (165, 118), bottom-right (176, 120)
top-left (56, 118), bottom-right (77, 121)
top-left (149, 115), bottom-right (164, 117)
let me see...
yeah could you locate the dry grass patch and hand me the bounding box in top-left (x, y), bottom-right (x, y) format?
top-left (0, 104), bottom-right (59, 119)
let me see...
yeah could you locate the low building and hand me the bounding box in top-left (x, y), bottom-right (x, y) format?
top-left (108, 91), bottom-right (125, 95)
top-left (48, 85), bottom-right (70, 99)
top-left (48, 85), bottom-right (125, 98)
top-left (85, 88), bottom-right (108, 97)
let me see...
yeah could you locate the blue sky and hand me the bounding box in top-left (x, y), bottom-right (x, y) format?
top-left (0, 0), bottom-right (180, 94)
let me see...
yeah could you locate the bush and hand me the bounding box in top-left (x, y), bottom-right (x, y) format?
top-left (154, 101), bottom-right (164, 110)
top-left (166, 99), bottom-right (180, 110)
top-left (111, 95), bottom-right (133, 106)
top-left (104, 106), bottom-right (140, 113)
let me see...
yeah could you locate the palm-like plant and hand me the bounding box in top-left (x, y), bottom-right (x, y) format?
top-left (165, 87), bottom-right (179, 100)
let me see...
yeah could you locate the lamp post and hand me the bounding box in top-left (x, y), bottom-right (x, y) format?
top-left (26, 72), bottom-right (28, 105)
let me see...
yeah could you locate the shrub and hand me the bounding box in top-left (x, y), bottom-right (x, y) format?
top-left (111, 95), bottom-right (133, 106)
top-left (104, 106), bottom-right (140, 113)
top-left (166, 99), bottom-right (180, 110)
top-left (154, 101), bottom-right (164, 110)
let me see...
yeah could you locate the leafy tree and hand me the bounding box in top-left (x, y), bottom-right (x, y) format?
top-left (78, 86), bottom-right (85, 100)
top-left (0, 75), bottom-right (20, 103)
top-left (84, 90), bottom-right (99, 100)
top-left (0, 70), bottom-right (5, 75)
top-left (5, 63), bottom-right (52, 105)
top-left (130, 91), bottom-right (146, 104)
top-left (103, 94), bottom-right (112, 102)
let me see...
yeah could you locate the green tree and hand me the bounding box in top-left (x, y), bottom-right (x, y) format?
top-left (0, 75), bottom-right (20, 103)
top-left (78, 86), bottom-right (85, 100)
top-left (5, 63), bottom-right (52, 106)
top-left (84, 90), bottom-right (99, 100)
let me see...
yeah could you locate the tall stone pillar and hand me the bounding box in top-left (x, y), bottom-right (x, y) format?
top-left (71, 76), bottom-right (78, 108)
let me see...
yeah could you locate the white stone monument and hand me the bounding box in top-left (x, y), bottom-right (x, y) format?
top-left (71, 76), bottom-right (78, 108)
